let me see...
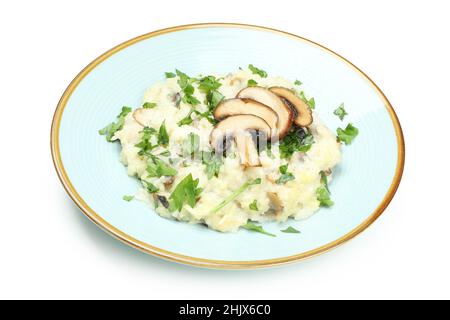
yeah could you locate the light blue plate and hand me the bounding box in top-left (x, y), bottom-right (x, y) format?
top-left (51, 24), bottom-right (405, 268)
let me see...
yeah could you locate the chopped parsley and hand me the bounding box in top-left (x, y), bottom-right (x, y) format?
top-left (281, 226), bottom-right (301, 233)
top-left (276, 165), bottom-right (295, 184)
top-left (294, 80), bottom-right (302, 86)
top-left (337, 123), bottom-right (359, 145)
top-left (299, 91), bottom-right (315, 110)
top-left (320, 171), bottom-right (330, 193)
top-left (142, 102), bottom-right (157, 109)
top-left (247, 79), bottom-right (258, 87)
top-left (279, 129), bottom-right (314, 159)
top-left (169, 174), bottom-right (202, 212)
top-left (202, 151), bottom-right (222, 179)
top-left (146, 156), bottom-right (177, 178)
top-left (248, 64), bottom-right (267, 78)
top-left (316, 186), bottom-right (334, 207)
top-left (158, 121), bottom-right (169, 146)
top-left (143, 180), bottom-right (159, 194)
top-left (211, 178), bottom-right (262, 214)
top-left (135, 126), bottom-right (158, 156)
top-left (333, 103), bottom-right (348, 121)
top-left (182, 133), bottom-right (200, 156)
top-left (242, 222), bottom-right (276, 237)
top-left (99, 106), bottom-right (132, 142)
top-left (198, 76), bottom-right (222, 93)
top-left (249, 200), bottom-right (259, 211)
top-left (178, 109), bottom-right (195, 126)
top-left (176, 69), bottom-right (200, 106)
top-left (165, 72), bottom-right (176, 78)
top-left (122, 195), bottom-right (134, 202)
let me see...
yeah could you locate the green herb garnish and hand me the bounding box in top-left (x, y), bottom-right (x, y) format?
top-left (202, 151), bottom-right (222, 179)
top-left (279, 130), bottom-right (314, 159)
top-left (242, 222), bottom-right (276, 237)
top-left (247, 79), bottom-right (258, 87)
top-left (169, 174), bottom-right (202, 212)
top-left (281, 226), bottom-right (301, 234)
top-left (299, 91), bottom-right (315, 110)
top-left (99, 106), bottom-right (132, 142)
top-left (316, 186), bottom-right (334, 207)
top-left (248, 64), bottom-right (267, 78)
top-left (146, 156), bottom-right (177, 178)
top-left (143, 102), bottom-right (157, 109)
top-left (320, 171), bottom-right (330, 193)
top-left (135, 126), bottom-right (158, 156)
top-left (122, 195), bottom-right (134, 202)
top-left (276, 165), bottom-right (295, 184)
top-left (198, 76), bottom-right (222, 93)
top-left (211, 178), bottom-right (261, 214)
top-left (165, 72), bottom-right (176, 78)
top-left (176, 69), bottom-right (200, 106)
top-left (333, 103), bottom-right (348, 121)
top-left (158, 121), bottom-right (169, 146)
top-left (182, 133), bottom-right (200, 155)
top-left (249, 200), bottom-right (259, 211)
top-left (294, 80), bottom-right (302, 86)
top-left (143, 180), bottom-right (159, 194)
top-left (178, 109), bottom-right (194, 126)
top-left (337, 123), bottom-right (359, 145)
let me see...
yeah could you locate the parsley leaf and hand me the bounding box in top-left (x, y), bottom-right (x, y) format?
top-left (165, 72), bottom-right (176, 78)
top-left (206, 90), bottom-right (224, 111)
top-left (320, 171), bottom-right (330, 193)
top-left (247, 79), bottom-right (258, 87)
top-left (143, 180), bottom-right (159, 194)
top-left (299, 91), bottom-right (315, 110)
top-left (158, 121), bottom-right (169, 146)
top-left (143, 102), bottom-right (157, 109)
top-left (276, 165), bottom-right (295, 184)
top-left (169, 174), bottom-right (202, 212)
top-left (333, 103), bottom-right (348, 121)
top-left (135, 127), bottom-right (158, 156)
top-left (248, 64), bottom-right (267, 78)
top-left (182, 133), bottom-right (200, 155)
top-left (211, 178), bottom-right (261, 214)
top-left (198, 76), bottom-right (222, 93)
top-left (202, 151), bottom-right (222, 179)
top-left (281, 226), bottom-right (301, 234)
top-left (316, 186), bottom-right (334, 207)
top-left (294, 80), bottom-right (302, 86)
top-left (178, 109), bottom-right (194, 126)
top-left (176, 69), bottom-right (200, 106)
top-left (279, 129), bottom-right (315, 159)
top-left (146, 156), bottom-right (177, 178)
top-left (122, 195), bottom-right (134, 202)
top-left (337, 123), bottom-right (359, 145)
top-left (99, 106), bottom-right (132, 142)
top-left (249, 200), bottom-right (259, 211)
top-left (242, 222), bottom-right (276, 237)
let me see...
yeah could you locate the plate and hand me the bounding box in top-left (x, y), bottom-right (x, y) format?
top-left (51, 23), bottom-right (405, 268)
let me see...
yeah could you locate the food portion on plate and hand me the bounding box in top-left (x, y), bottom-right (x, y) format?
top-left (99, 65), bottom-right (358, 234)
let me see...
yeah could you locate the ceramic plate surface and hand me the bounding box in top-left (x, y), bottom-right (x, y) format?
top-left (51, 23), bottom-right (404, 268)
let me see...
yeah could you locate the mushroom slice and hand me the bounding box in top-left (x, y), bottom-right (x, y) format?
top-left (269, 86), bottom-right (313, 127)
top-left (236, 87), bottom-right (294, 139)
top-left (267, 192), bottom-right (283, 217)
top-left (210, 115), bottom-right (271, 167)
top-left (132, 108), bottom-right (152, 127)
top-left (213, 98), bottom-right (278, 132)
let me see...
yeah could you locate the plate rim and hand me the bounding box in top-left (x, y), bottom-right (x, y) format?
top-left (50, 22), bottom-right (405, 269)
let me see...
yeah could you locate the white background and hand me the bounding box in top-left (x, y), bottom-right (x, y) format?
top-left (1, 0), bottom-right (449, 300)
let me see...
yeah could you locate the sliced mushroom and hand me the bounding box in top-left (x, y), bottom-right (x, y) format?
top-left (210, 115), bottom-right (271, 167)
top-left (133, 108), bottom-right (151, 126)
top-left (213, 98), bottom-right (278, 132)
top-left (269, 87), bottom-right (313, 127)
top-left (236, 87), bottom-right (294, 139)
top-left (267, 192), bottom-right (283, 217)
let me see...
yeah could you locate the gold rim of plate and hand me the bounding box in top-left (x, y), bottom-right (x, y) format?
top-left (50, 23), bottom-right (406, 269)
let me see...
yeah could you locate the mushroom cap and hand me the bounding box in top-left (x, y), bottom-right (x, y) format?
top-left (236, 86), bottom-right (294, 139)
top-left (133, 108), bottom-right (151, 126)
top-left (213, 98), bottom-right (279, 131)
top-left (269, 86), bottom-right (313, 127)
top-left (210, 114), bottom-right (271, 167)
